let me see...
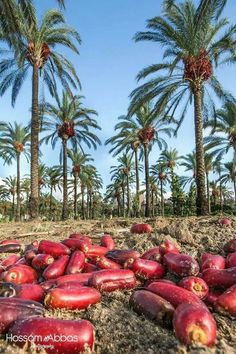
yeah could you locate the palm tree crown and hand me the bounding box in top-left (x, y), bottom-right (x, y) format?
top-left (129, 0), bottom-right (236, 215)
top-left (0, 122), bottom-right (30, 163)
top-left (0, 3), bottom-right (81, 106)
top-left (42, 92), bottom-right (101, 151)
top-left (130, 0), bottom-right (235, 119)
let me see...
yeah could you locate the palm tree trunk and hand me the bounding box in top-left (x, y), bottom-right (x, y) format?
top-left (12, 193), bottom-right (15, 220)
top-left (193, 88), bottom-right (208, 216)
top-left (62, 138), bottom-right (68, 220)
top-left (89, 193), bottom-right (92, 218)
top-left (160, 180), bottom-right (164, 216)
top-left (143, 143), bottom-right (150, 217)
top-left (122, 185), bottom-right (125, 217)
top-left (49, 186), bottom-right (53, 218)
top-left (16, 153), bottom-right (21, 221)
top-left (170, 168), bottom-right (175, 214)
top-left (92, 196), bottom-right (95, 219)
top-left (74, 174), bottom-right (78, 219)
top-left (117, 196), bottom-right (120, 217)
top-left (134, 148), bottom-right (140, 216)
top-left (126, 174), bottom-right (130, 217)
top-left (151, 190), bottom-right (154, 217)
top-left (81, 186), bottom-right (85, 219)
top-left (206, 173), bottom-right (211, 214)
top-left (30, 65), bottom-right (39, 219)
top-left (86, 190), bottom-right (90, 219)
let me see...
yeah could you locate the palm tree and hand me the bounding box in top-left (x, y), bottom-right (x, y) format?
top-left (149, 176), bottom-right (159, 217)
top-left (160, 148), bottom-right (180, 213)
top-left (150, 161), bottom-right (168, 216)
top-left (40, 192), bottom-right (52, 216)
top-left (129, 0), bottom-right (236, 215)
top-left (76, 165), bottom-right (101, 219)
top-left (127, 103), bottom-right (173, 216)
top-left (111, 154), bottom-right (134, 217)
top-left (0, 122), bottom-right (30, 221)
top-left (210, 181), bottom-right (220, 208)
top-left (83, 165), bottom-right (103, 219)
top-left (160, 149), bottom-right (180, 171)
top-left (204, 153), bottom-right (214, 213)
top-left (42, 92), bottom-right (101, 220)
top-left (46, 166), bottom-right (62, 217)
top-left (105, 115), bottom-right (142, 216)
top-left (219, 162), bottom-right (236, 205)
top-left (21, 178), bottom-right (31, 215)
top-left (138, 104), bottom-right (173, 217)
top-left (105, 181), bottom-right (123, 217)
top-left (110, 167), bottom-right (127, 217)
top-left (68, 149), bottom-right (93, 219)
top-left (221, 185), bottom-right (234, 207)
top-left (0, 184), bottom-right (10, 218)
top-left (3, 176), bottom-right (17, 219)
top-left (204, 102), bottom-right (236, 161)
top-left (0, 1), bottom-right (81, 219)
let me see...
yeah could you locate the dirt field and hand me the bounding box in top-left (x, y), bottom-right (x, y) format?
top-left (0, 216), bottom-right (236, 354)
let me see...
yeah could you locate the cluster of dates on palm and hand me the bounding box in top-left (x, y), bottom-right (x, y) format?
top-left (25, 41), bottom-right (50, 69)
top-left (138, 127), bottom-right (155, 143)
top-left (158, 172), bottom-right (167, 181)
top-left (57, 121), bottom-right (75, 139)
top-left (14, 142), bottom-right (24, 153)
top-left (183, 48), bottom-right (212, 82)
top-left (0, 219), bottom-right (235, 352)
top-left (72, 164), bottom-right (81, 175)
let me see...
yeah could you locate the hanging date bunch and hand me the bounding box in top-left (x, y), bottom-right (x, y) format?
top-left (159, 172), bottom-right (167, 181)
top-left (58, 121), bottom-right (75, 139)
top-left (183, 49), bottom-right (212, 82)
top-left (72, 165), bottom-right (81, 176)
top-left (14, 142), bottom-right (24, 153)
top-left (25, 41), bottom-right (50, 68)
top-left (138, 127), bottom-right (155, 143)
top-left (123, 167), bottom-right (130, 175)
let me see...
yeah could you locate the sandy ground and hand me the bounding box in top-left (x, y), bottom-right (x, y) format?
top-left (0, 216), bottom-right (236, 354)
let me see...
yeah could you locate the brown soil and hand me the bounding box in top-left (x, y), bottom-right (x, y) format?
top-left (0, 216), bottom-right (236, 354)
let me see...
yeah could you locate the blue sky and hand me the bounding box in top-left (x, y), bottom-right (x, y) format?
top-left (0, 0), bottom-right (236, 194)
